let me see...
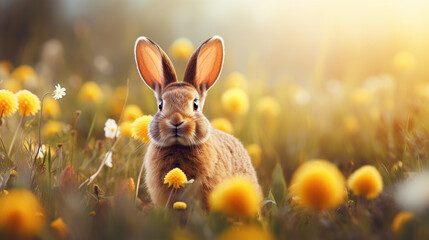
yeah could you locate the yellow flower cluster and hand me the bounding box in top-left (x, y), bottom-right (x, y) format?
top-left (246, 144), bottom-right (262, 168)
top-left (164, 168), bottom-right (188, 189)
top-left (43, 98), bottom-right (61, 118)
top-left (347, 165), bottom-right (383, 199)
top-left (119, 121), bottom-right (133, 138)
top-left (221, 88), bottom-right (249, 115)
top-left (225, 72), bottom-right (247, 89)
top-left (43, 120), bottom-right (63, 137)
top-left (256, 96), bottom-right (281, 119)
top-left (209, 176), bottom-right (261, 218)
top-left (173, 201), bottom-right (187, 210)
top-left (0, 89), bottom-right (18, 117)
top-left (123, 104), bottom-right (143, 122)
top-left (131, 115), bottom-right (153, 143)
top-left (289, 160), bottom-right (346, 211)
top-left (16, 90), bottom-right (41, 116)
top-left (0, 189), bottom-right (45, 237)
top-left (78, 81), bottom-right (104, 104)
top-left (169, 38), bottom-right (194, 60)
top-left (12, 65), bottom-right (36, 83)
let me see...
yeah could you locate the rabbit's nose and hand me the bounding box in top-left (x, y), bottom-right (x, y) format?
top-left (169, 121), bottom-right (184, 127)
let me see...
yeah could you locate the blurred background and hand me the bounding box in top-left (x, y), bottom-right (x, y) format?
top-left (1, 0), bottom-right (429, 184)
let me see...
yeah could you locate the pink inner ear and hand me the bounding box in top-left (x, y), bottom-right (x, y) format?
top-left (195, 43), bottom-right (222, 88)
top-left (136, 41), bottom-right (164, 89)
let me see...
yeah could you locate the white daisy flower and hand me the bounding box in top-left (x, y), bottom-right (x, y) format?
top-left (35, 144), bottom-right (46, 159)
top-left (104, 119), bottom-right (120, 139)
top-left (53, 84), bottom-right (66, 100)
top-left (394, 171), bottom-right (429, 213)
top-left (104, 151), bottom-right (113, 168)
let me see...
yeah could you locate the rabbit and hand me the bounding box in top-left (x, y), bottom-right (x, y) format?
top-left (134, 36), bottom-right (261, 209)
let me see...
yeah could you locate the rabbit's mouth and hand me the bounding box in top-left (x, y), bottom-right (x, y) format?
top-left (164, 135), bottom-right (191, 146)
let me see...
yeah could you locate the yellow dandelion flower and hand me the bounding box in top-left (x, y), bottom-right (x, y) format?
top-left (393, 51), bottom-right (416, 72)
top-left (256, 96), bottom-right (281, 119)
top-left (289, 160), bottom-right (346, 211)
top-left (123, 104), bottom-right (143, 122)
top-left (217, 225), bottom-right (273, 240)
top-left (131, 115), bottom-right (152, 143)
top-left (164, 168), bottom-right (188, 189)
top-left (344, 115), bottom-right (359, 135)
top-left (225, 72), bottom-right (247, 89)
top-left (0, 189), bottom-right (45, 237)
top-left (16, 90), bottom-right (41, 116)
top-left (3, 79), bottom-right (22, 92)
top-left (392, 211), bottom-right (414, 234)
top-left (42, 120), bottom-right (62, 137)
top-left (50, 217), bottom-right (69, 239)
top-left (211, 118), bottom-right (234, 134)
top-left (0, 89), bottom-right (18, 117)
top-left (221, 88), bottom-right (249, 116)
top-left (169, 38), bottom-right (194, 60)
top-left (347, 165), bottom-right (383, 199)
top-left (173, 201), bottom-right (187, 210)
top-left (11, 65), bottom-right (36, 83)
top-left (119, 121), bottom-right (133, 138)
top-left (9, 170), bottom-right (17, 176)
top-left (246, 144), bottom-right (262, 168)
top-left (78, 81), bottom-right (103, 104)
top-left (209, 176), bottom-right (261, 218)
top-left (43, 98), bottom-right (61, 118)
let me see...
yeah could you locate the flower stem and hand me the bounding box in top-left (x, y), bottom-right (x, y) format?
top-left (135, 157), bottom-right (145, 203)
top-left (8, 114), bottom-right (25, 157)
top-left (165, 188), bottom-right (176, 208)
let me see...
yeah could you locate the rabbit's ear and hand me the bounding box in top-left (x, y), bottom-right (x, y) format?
top-left (183, 36), bottom-right (224, 92)
top-left (135, 37), bottom-right (177, 95)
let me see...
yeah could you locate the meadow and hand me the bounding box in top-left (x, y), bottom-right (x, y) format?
top-left (1, 36), bottom-right (429, 240)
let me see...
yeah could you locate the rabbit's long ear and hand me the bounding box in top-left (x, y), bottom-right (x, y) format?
top-left (183, 36), bottom-right (224, 92)
top-left (135, 37), bottom-right (177, 96)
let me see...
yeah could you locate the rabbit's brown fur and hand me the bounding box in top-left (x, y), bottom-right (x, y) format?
top-left (134, 36), bottom-right (261, 209)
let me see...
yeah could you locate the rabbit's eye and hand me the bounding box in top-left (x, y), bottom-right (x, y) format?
top-left (193, 99), bottom-right (199, 111)
top-left (158, 100), bottom-right (163, 111)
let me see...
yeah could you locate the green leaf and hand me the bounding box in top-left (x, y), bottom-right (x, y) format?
top-left (271, 163), bottom-right (287, 207)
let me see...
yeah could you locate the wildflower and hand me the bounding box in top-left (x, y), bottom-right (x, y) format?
top-left (42, 120), bottom-right (62, 137)
top-left (226, 72), bottom-right (247, 89)
top-left (16, 90), bottom-right (41, 116)
top-left (289, 160), bottom-right (346, 211)
top-left (52, 84), bottom-right (66, 100)
top-left (0, 89), bottom-right (18, 116)
top-left (221, 88), bottom-right (249, 115)
top-left (209, 176), bottom-right (261, 218)
top-left (110, 86), bottom-right (127, 115)
top-left (173, 201), bottom-right (187, 210)
top-left (347, 165), bottom-right (383, 199)
top-left (123, 104), bottom-right (143, 122)
top-left (132, 115), bottom-right (152, 143)
top-left (164, 168), bottom-right (188, 189)
top-left (104, 151), bottom-right (113, 168)
top-left (78, 81), bottom-right (103, 104)
top-left (393, 51), bottom-right (416, 72)
top-left (3, 79), bottom-right (21, 92)
top-left (43, 98), bottom-right (61, 118)
top-left (104, 119), bottom-right (120, 139)
top-left (394, 171), bottom-right (429, 213)
top-left (246, 144), bottom-right (262, 168)
top-left (10, 170), bottom-right (18, 176)
top-left (256, 97), bottom-right (281, 118)
top-left (11, 65), bottom-right (36, 83)
top-left (351, 88), bottom-right (372, 105)
top-left (211, 118), bottom-right (233, 134)
top-left (50, 218), bottom-right (69, 239)
top-left (217, 225), bottom-right (273, 240)
top-left (169, 38), bottom-right (194, 60)
top-left (344, 115), bottom-right (359, 135)
top-left (0, 189), bottom-right (45, 237)
top-left (392, 211), bottom-right (414, 234)
top-left (119, 121), bottom-right (133, 137)
top-left (35, 144), bottom-right (46, 159)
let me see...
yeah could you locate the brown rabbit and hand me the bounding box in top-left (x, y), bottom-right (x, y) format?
top-left (134, 36), bottom-right (260, 209)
